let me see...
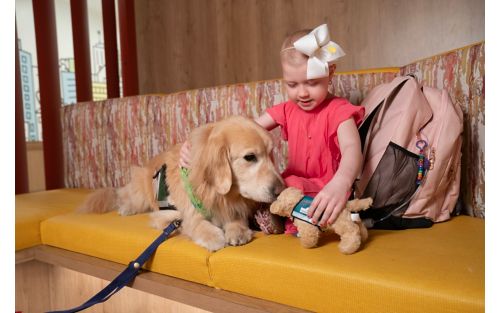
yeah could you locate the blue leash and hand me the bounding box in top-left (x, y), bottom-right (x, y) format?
top-left (47, 219), bottom-right (182, 313)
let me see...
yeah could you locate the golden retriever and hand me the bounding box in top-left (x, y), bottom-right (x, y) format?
top-left (79, 116), bottom-right (285, 251)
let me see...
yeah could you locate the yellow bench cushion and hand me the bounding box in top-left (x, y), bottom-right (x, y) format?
top-left (41, 211), bottom-right (213, 286)
top-left (19, 189), bottom-right (484, 312)
top-left (209, 216), bottom-right (484, 313)
top-left (15, 189), bottom-right (92, 250)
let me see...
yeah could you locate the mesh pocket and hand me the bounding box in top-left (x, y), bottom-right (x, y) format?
top-left (361, 142), bottom-right (419, 219)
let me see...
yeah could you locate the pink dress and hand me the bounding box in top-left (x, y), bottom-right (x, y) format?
top-left (266, 97), bottom-right (364, 233)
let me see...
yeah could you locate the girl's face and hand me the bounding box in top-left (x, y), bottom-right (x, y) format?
top-left (282, 60), bottom-right (332, 111)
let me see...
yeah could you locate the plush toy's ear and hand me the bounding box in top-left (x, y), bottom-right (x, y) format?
top-left (269, 201), bottom-right (286, 216)
top-left (190, 124), bottom-right (232, 195)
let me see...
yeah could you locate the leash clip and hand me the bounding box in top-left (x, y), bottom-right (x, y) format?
top-left (173, 219), bottom-right (182, 228)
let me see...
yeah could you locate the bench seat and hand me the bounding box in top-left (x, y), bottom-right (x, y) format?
top-left (16, 189), bottom-right (484, 313)
top-left (15, 188), bottom-right (91, 250)
top-left (41, 207), bottom-right (213, 286)
top-left (210, 216), bottom-right (484, 313)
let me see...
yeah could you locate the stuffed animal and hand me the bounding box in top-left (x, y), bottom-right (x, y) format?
top-left (270, 187), bottom-right (373, 254)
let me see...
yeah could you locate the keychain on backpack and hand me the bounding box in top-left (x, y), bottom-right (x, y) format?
top-left (416, 139), bottom-right (428, 185)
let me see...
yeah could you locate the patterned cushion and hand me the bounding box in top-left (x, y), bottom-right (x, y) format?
top-left (61, 71), bottom-right (399, 188)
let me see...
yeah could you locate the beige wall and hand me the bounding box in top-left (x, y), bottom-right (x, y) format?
top-left (135, 0), bottom-right (484, 94)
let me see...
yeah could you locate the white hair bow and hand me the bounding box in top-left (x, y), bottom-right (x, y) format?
top-left (293, 24), bottom-right (345, 80)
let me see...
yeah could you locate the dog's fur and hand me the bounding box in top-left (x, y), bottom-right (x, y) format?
top-left (79, 116), bottom-right (285, 251)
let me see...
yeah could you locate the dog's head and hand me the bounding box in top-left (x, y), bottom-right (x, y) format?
top-left (189, 116), bottom-right (284, 203)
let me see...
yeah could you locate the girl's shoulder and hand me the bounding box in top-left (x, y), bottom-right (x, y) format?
top-left (327, 96), bottom-right (352, 107)
top-left (325, 97), bottom-right (365, 131)
top-left (324, 96), bottom-right (358, 114)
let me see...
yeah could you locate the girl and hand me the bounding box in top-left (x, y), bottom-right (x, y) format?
top-left (181, 24), bottom-right (364, 234)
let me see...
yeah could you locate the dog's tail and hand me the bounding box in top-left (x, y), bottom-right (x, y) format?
top-left (345, 197), bottom-right (373, 213)
top-left (78, 188), bottom-right (118, 214)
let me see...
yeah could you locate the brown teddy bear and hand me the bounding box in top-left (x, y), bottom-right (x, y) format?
top-left (270, 187), bottom-right (373, 254)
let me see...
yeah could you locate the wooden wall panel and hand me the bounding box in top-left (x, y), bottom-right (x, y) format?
top-left (134, 0), bottom-right (483, 94)
top-left (135, 0), bottom-right (349, 94)
top-left (343, 0), bottom-right (485, 74)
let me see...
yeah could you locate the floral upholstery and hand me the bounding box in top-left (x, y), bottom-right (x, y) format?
top-left (61, 42), bottom-right (485, 218)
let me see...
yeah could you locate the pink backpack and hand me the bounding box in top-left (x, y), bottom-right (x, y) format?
top-left (356, 75), bottom-right (463, 229)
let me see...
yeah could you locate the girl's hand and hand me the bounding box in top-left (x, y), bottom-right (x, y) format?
top-left (179, 140), bottom-right (192, 168)
top-left (307, 178), bottom-right (351, 227)
top-left (307, 117), bottom-right (362, 227)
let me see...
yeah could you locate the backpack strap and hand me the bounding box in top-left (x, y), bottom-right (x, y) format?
top-left (356, 75), bottom-right (432, 196)
top-left (358, 76), bottom-right (412, 157)
top-left (359, 75), bottom-right (415, 125)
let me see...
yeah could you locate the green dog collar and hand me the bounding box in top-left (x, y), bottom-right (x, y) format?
top-left (179, 167), bottom-right (211, 219)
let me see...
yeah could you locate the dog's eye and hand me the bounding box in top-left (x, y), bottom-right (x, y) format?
top-left (243, 154), bottom-right (257, 162)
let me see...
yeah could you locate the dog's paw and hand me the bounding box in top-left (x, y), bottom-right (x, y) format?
top-left (224, 222), bottom-right (253, 246)
top-left (149, 210), bottom-right (182, 230)
top-left (194, 225), bottom-right (226, 252)
top-left (117, 206), bottom-right (135, 216)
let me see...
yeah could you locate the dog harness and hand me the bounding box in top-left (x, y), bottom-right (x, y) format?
top-left (152, 164), bottom-right (176, 211)
top-left (153, 165), bottom-right (210, 219)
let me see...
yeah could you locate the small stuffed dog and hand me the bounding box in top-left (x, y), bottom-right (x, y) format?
top-left (270, 187), bottom-right (373, 254)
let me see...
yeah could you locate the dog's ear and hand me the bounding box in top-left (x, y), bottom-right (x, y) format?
top-left (190, 123), bottom-right (232, 195)
top-left (207, 133), bottom-right (232, 195)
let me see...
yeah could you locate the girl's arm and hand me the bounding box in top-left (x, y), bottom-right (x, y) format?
top-left (307, 117), bottom-right (363, 226)
top-left (254, 112), bottom-right (278, 131)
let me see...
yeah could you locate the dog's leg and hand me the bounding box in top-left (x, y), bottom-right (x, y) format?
top-left (295, 220), bottom-right (320, 248)
top-left (116, 166), bottom-right (157, 215)
top-left (181, 215), bottom-right (225, 252)
top-left (357, 222), bottom-right (369, 242)
top-left (223, 220), bottom-right (253, 246)
top-left (345, 197), bottom-right (373, 212)
top-left (116, 184), bottom-right (150, 215)
top-left (332, 212), bottom-right (363, 254)
top-left (150, 210), bottom-right (182, 230)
